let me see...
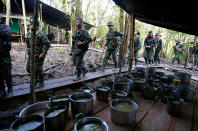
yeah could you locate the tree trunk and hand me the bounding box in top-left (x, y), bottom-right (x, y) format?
top-left (75, 0), bottom-right (83, 18)
top-left (193, 36), bottom-right (198, 70)
top-left (184, 39), bottom-right (190, 68)
top-left (71, 1), bottom-right (76, 34)
top-left (6, 0), bottom-right (11, 25)
top-left (128, 14), bottom-right (135, 73)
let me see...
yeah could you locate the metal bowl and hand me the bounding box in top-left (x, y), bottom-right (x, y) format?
top-left (110, 98), bottom-right (138, 125)
top-left (74, 117), bottom-right (108, 131)
top-left (19, 101), bottom-right (50, 117)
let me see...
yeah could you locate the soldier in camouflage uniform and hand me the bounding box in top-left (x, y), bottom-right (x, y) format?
top-left (26, 17), bottom-right (51, 88)
top-left (0, 22), bottom-right (12, 97)
top-left (172, 39), bottom-right (186, 64)
top-left (72, 18), bottom-right (92, 81)
top-left (190, 40), bottom-right (198, 67)
top-left (154, 33), bottom-right (162, 65)
top-left (128, 29), bottom-right (142, 66)
top-left (100, 21), bottom-right (124, 71)
top-left (144, 31), bottom-right (156, 64)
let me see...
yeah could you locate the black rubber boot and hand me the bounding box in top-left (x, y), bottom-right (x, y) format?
top-left (38, 74), bottom-right (45, 88)
top-left (0, 83), bottom-right (6, 98)
top-left (82, 65), bottom-right (88, 76)
top-left (6, 77), bottom-right (13, 97)
top-left (144, 58), bottom-right (148, 64)
top-left (74, 68), bottom-right (81, 81)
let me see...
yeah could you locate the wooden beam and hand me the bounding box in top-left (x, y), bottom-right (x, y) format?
top-left (18, 19), bottom-right (23, 45)
top-left (128, 13), bottom-right (135, 73)
top-left (22, 0), bottom-right (27, 36)
top-left (30, 0), bottom-right (39, 103)
top-left (5, 0), bottom-right (11, 25)
top-left (40, 4), bottom-right (43, 30)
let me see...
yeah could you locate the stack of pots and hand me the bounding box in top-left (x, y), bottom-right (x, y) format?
top-left (174, 72), bottom-right (191, 85)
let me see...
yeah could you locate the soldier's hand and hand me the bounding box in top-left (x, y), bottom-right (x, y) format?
top-left (77, 41), bottom-right (82, 45)
top-left (39, 53), bottom-right (45, 59)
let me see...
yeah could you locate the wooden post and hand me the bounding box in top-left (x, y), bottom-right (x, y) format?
top-left (40, 4), bottom-right (43, 30)
top-left (18, 19), bottom-right (23, 45)
top-left (22, 0), bottom-right (27, 36)
top-left (57, 27), bottom-right (60, 45)
top-left (5, 0), bottom-right (11, 25)
top-left (30, 0), bottom-right (39, 103)
top-left (184, 39), bottom-right (190, 68)
top-left (193, 36), bottom-right (198, 71)
top-left (128, 13), bottom-right (135, 73)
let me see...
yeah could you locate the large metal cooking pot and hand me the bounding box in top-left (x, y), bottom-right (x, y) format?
top-left (133, 78), bottom-right (146, 91)
top-left (114, 76), bottom-right (133, 95)
top-left (180, 87), bottom-right (194, 101)
top-left (11, 115), bottom-right (44, 131)
top-left (166, 97), bottom-right (184, 116)
top-left (74, 117), bottom-right (108, 131)
top-left (44, 105), bottom-right (67, 131)
top-left (174, 72), bottom-right (191, 84)
top-left (49, 94), bottom-right (70, 109)
top-left (110, 99), bottom-right (138, 126)
top-left (111, 90), bottom-right (128, 100)
top-left (70, 92), bottom-right (94, 116)
top-left (19, 101), bottom-right (50, 117)
top-left (101, 79), bottom-right (114, 89)
top-left (96, 86), bottom-right (111, 102)
top-left (135, 67), bottom-right (146, 76)
top-left (146, 67), bottom-right (156, 76)
top-left (143, 86), bottom-right (158, 100)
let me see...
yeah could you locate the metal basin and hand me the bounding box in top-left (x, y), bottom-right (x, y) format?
top-left (70, 92), bottom-right (94, 116)
top-left (101, 79), bottom-right (114, 89)
top-left (19, 101), bottom-right (50, 117)
top-left (74, 117), bottom-right (108, 131)
top-left (111, 90), bottom-right (128, 100)
top-left (44, 106), bottom-right (67, 131)
top-left (133, 78), bottom-right (146, 91)
top-left (166, 97), bottom-right (184, 116)
top-left (110, 99), bottom-right (138, 126)
top-left (96, 86), bottom-right (111, 102)
top-left (49, 94), bottom-right (70, 109)
top-left (11, 115), bottom-right (44, 131)
top-left (114, 76), bottom-right (133, 95)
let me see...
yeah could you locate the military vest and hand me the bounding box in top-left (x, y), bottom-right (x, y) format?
top-left (106, 30), bottom-right (119, 47)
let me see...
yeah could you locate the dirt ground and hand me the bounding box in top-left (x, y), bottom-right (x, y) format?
top-left (11, 44), bottom-right (102, 86)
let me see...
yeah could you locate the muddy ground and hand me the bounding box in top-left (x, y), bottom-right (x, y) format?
top-left (11, 44), bottom-right (102, 86)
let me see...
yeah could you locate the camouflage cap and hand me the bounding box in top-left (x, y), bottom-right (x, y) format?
top-left (148, 31), bottom-right (153, 35)
top-left (155, 33), bottom-right (161, 36)
top-left (30, 16), bottom-right (40, 25)
top-left (107, 21), bottom-right (114, 26)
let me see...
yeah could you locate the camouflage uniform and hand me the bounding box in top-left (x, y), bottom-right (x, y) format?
top-left (26, 29), bottom-right (50, 88)
top-left (0, 24), bottom-right (12, 97)
top-left (101, 30), bottom-right (124, 69)
top-left (172, 42), bottom-right (185, 64)
top-left (154, 38), bottom-right (162, 64)
top-left (128, 35), bottom-right (142, 66)
top-left (190, 43), bottom-right (198, 66)
top-left (72, 27), bottom-right (91, 80)
top-left (144, 35), bottom-right (156, 64)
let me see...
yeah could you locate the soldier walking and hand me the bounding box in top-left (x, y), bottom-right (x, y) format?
top-left (26, 17), bottom-right (51, 88)
top-left (143, 31), bottom-right (156, 64)
top-left (172, 39), bottom-right (185, 64)
top-left (154, 33), bottom-right (162, 65)
top-left (100, 21), bottom-right (124, 71)
top-left (71, 18), bottom-right (92, 81)
top-left (190, 40), bottom-right (198, 67)
top-left (0, 22), bottom-right (12, 97)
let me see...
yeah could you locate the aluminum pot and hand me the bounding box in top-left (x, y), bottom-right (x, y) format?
top-left (70, 92), bottom-right (94, 116)
top-left (44, 105), bottom-right (67, 131)
top-left (110, 99), bottom-right (138, 125)
top-left (111, 90), bottom-right (128, 100)
top-left (96, 86), bottom-right (111, 102)
top-left (146, 67), bottom-right (156, 76)
top-left (143, 86), bottom-right (158, 100)
top-left (101, 79), bottom-right (114, 89)
top-left (181, 87), bottom-right (194, 101)
top-left (19, 101), bottom-right (49, 117)
top-left (174, 72), bottom-right (191, 84)
top-left (114, 76), bottom-right (134, 95)
top-left (49, 94), bottom-right (70, 109)
top-left (166, 97), bottom-right (184, 116)
top-left (74, 117), bottom-right (108, 131)
top-left (135, 67), bottom-right (146, 76)
top-left (11, 115), bottom-right (44, 131)
top-left (133, 78), bottom-right (146, 91)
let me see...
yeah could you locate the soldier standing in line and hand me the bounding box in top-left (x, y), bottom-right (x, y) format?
top-left (172, 39), bottom-right (186, 64)
top-left (100, 21), bottom-right (124, 71)
top-left (26, 17), bottom-right (51, 88)
top-left (154, 33), bottom-right (163, 65)
top-left (71, 18), bottom-right (92, 81)
top-left (144, 31), bottom-right (156, 65)
top-left (128, 29), bottom-right (142, 66)
top-left (0, 21), bottom-right (13, 97)
top-left (190, 40), bottom-right (198, 67)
